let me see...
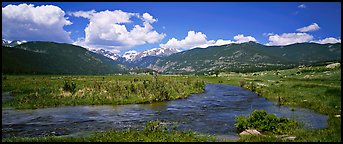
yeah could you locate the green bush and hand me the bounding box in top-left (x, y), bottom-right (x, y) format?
top-left (63, 80), bottom-right (76, 94)
top-left (235, 110), bottom-right (298, 135)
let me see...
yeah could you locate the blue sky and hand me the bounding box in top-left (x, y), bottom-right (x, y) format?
top-left (2, 2), bottom-right (341, 55)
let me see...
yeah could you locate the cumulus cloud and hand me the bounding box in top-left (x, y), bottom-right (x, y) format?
top-left (70, 10), bottom-right (165, 52)
top-left (233, 34), bottom-right (257, 43)
top-left (142, 13), bottom-right (157, 23)
top-left (73, 37), bottom-right (123, 53)
top-left (296, 23), bottom-right (320, 32)
top-left (213, 39), bottom-right (236, 46)
top-left (298, 4), bottom-right (306, 8)
top-left (160, 31), bottom-right (256, 50)
top-left (263, 33), bottom-right (274, 36)
top-left (194, 39), bottom-right (235, 48)
top-left (160, 31), bottom-right (209, 49)
top-left (266, 33), bottom-right (313, 46)
top-left (311, 37), bottom-right (341, 44)
top-left (2, 3), bottom-right (73, 43)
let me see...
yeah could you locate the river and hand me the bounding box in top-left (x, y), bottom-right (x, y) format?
top-left (2, 84), bottom-right (328, 140)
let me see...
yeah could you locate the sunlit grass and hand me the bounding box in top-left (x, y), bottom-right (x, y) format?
top-left (2, 75), bottom-right (205, 109)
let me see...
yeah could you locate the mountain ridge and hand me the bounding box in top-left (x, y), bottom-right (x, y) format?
top-left (146, 42), bottom-right (341, 74)
top-left (2, 40), bottom-right (340, 75)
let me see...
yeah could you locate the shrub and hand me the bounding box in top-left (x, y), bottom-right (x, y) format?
top-left (63, 80), bottom-right (76, 94)
top-left (235, 110), bottom-right (298, 135)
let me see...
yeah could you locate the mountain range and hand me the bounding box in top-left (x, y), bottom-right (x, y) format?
top-left (146, 42), bottom-right (341, 74)
top-left (2, 41), bottom-right (147, 75)
top-left (2, 40), bottom-right (341, 75)
top-left (90, 47), bottom-right (180, 62)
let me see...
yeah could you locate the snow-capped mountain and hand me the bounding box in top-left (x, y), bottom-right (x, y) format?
top-left (89, 48), bottom-right (121, 60)
top-left (90, 47), bottom-right (180, 62)
top-left (2, 39), bottom-right (27, 47)
top-left (135, 47), bottom-right (180, 60)
top-left (122, 50), bottom-right (139, 61)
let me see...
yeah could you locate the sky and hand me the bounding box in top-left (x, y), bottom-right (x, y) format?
top-left (2, 2), bottom-right (341, 55)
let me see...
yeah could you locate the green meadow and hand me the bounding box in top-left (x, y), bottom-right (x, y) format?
top-left (2, 75), bottom-right (205, 109)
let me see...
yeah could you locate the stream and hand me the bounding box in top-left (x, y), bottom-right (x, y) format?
top-left (2, 84), bottom-right (328, 140)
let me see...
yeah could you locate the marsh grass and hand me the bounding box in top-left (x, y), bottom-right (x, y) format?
top-left (2, 75), bottom-right (205, 109)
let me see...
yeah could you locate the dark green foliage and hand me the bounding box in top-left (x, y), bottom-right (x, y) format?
top-left (63, 80), bottom-right (76, 94)
top-left (324, 88), bottom-right (341, 96)
top-left (235, 110), bottom-right (299, 135)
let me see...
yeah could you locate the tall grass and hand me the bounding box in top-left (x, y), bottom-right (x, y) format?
top-left (2, 75), bottom-right (205, 109)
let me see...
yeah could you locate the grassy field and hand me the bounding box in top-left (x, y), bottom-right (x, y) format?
top-left (2, 64), bottom-right (341, 142)
top-left (218, 65), bottom-right (341, 142)
top-left (2, 75), bottom-right (205, 109)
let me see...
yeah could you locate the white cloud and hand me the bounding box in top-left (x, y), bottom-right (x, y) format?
top-left (69, 10), bottom-right (96, 19)
top-left (160, 31), bottom-right (209, 50)
top-left (266, 33), bottom-right (314, 46)
top-left (73, 37), bottom-right (127, 53)
top-left (160, 31), bottom-right (255, 50)
top-left (213, 39), bottom-right (235, 46)
top-left (298, 4), bottom-right (306, 8)
top-left (193, 39), bottom-right (235, 48)
top-left (142, 13), bottom-right (157, 23)
top-left (2, 3), bottom-right (72, 43)
top-left (263, 33), bottom-right (274, 36)
top-left (311, 37), bottom-right (341, 44)
top-left (70, 10), bottom-right (165, 52)
top-left (233, 34), bottom-right (257, 43)
top-left (296, 23), bottom-right (320, 32)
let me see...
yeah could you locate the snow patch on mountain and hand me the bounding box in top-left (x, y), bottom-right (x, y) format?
top-left (89, 47), bottom-right (180, 62)
top-left (122, 50), bottom-right (139, 61)
top-left (89, 48), bottom-right (121, 60)
top-left (135, 47), bottom-right (180, 60)
top-left (2, 39), bottom-right (27, 47)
